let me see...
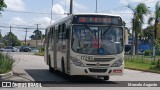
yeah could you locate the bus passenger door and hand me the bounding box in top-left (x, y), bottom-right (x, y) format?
top-left (62, 24), bottom-right (70, 73)
top-left (66, 27), bottom-right (70, 73)
top-left (53, 29), bottom-right (58, 69)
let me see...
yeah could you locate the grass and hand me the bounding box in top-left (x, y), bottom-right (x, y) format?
top-left (34, 51), bottom-right (44, 56)
top-left (125, 55), bottom-right (160, 74)
top-left (0, 53), bottom-right (14, 74)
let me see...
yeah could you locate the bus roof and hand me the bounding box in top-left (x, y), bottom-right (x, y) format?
top-left (73, 13), bottom-right (121, 17)
top-left (46, 13), bottom-right (122, 29)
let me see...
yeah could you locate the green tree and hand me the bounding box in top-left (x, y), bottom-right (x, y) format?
top-left (30, 30), bottom-right (43, 40)
top-left (125, 27), bottom-right (132, 38)
top-left (2, 32), bottom-right (21, 46)
top-left (148, 1), bottom-right (160, 46)
top-left (144, 25), bottom-right (154, 39)
top-left (134, 3), bottom-right (149, 53)
top-left (0, 0), bottom-right (6, 47)
top-left (0, 30), bottom-right (2, 40)
top-left (156, 24), bottom-right (160, 46)
top-left (0, 0), bottom-right (7, 14)
top-left (134, 3), bottom-right (149, 54)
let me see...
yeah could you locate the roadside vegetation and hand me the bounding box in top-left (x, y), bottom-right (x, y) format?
top-left (125, 55), bottom-right (160, 74)
top-left (0, 53), bottom-right (14, 74)
top-left (34, 51), bottom-right (44, 56)
top-left (34, 47), bottom-right (44, 56)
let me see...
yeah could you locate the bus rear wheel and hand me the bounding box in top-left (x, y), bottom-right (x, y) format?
top-left (103, 76), bottom-right (110, 80)
top-left (49, 56), bottom-right (54, 72)
top-left (61, 58), bottom-right (65, 73)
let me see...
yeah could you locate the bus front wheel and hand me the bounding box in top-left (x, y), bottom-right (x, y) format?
top-left (103, 76), bottom-right (110, 80)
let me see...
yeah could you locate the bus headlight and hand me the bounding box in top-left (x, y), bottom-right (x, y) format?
top-left (111, 59), bottom-right (123, 67)
top-left (71, 57), bottom-right (84, 66)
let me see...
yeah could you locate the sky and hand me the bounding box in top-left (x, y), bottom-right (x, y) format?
top-left (0, 0), bottom-right (159, 40)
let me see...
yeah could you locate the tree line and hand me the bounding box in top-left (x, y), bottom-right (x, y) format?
top-left (1, 0), bottom-right (160, 53)
top-left (0, 1), bottom-right (44, 47)
top-left (0, 30), bottom-right (44, 47)
top-left (124, 2), bottom-right (160, 55)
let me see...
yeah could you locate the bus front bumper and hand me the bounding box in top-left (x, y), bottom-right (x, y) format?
top-left (70, 64), bottom-right (123, 76)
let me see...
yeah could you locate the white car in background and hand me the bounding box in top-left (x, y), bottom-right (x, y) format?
top-left (1, 46), bottom-right (18, 52)
top-left (31, 47), bottom-right (39, 53)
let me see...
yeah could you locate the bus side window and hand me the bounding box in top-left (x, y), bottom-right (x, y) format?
top-left (44, 29), bottom-right (48, 44)
top-left (51, 27), bottom-right (54, 42)
top-left (66, 27), bottom-right (70, 39)
top-left (58, 25), bottom-right (62, 41)
top-left (49, 27), bottom-right (54, 43)
top-left (62, 23), bottom-right (66, 40)
top-left (48, 28), bottom-right (51, 43)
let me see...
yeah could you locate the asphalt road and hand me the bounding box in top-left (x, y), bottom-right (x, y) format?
top-left (1, 52), bottom-right (160, 90)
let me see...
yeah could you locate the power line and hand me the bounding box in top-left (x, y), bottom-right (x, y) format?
top-left (95, 0), bottom-right (98, 13)
top-left (101, 0), bottom-right (157, 13)
top-left (5, 9), bottom-right (67, 15)
top-left (50, 0), bottom-right (54, 24)
top-left (64, 0), bottom-right (67, 12)
top-left (0, 25), bottom-right (45, 30)
top-left (101, 6), bottom-right (128, 12)
top-left (127, 0), bottom-right (157, 6)
top-left (143, 0), bottom-right (157, 4)
top-left (108, 12), bottom-right (133, 14)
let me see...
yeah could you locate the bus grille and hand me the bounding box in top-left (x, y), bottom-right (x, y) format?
top-left (94, 58), bottom-right (114, 62)
top-left (86, 58), bottom-right (114, 62)
top-left (89, 68), bottom-right (107, 73)
top-left (86, 64), bottom-right (110, 67)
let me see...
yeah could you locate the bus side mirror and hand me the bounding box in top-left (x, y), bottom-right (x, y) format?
top-left (66, 28), bottom-right (70, 39)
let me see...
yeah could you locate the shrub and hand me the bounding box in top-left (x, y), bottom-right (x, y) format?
top-left (0, 53), bottom-right (14, 74)
top-left (144, 50), bottom-right (151, 56)
top-left (156, 59), bottom-right (160, 69)
top-left (40, 47), bottom-right (44, 52)
top-left (34, 51), bottom-right (44, 56)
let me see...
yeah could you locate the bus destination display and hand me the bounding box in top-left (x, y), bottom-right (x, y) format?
top-left (79, 17), bottom-right (111, 23)
top-left (73, 15), bottom-right (122, 25)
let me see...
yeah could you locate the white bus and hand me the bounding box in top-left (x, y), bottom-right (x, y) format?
top-left (44, 13), bottom-right (124, 80)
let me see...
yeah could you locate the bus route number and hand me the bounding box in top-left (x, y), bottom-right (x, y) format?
top-left (81, 56), bottom-right (94, 61)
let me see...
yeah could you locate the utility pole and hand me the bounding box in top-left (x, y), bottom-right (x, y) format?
top-left (24, 28), bottom-right (29, 45)
top-left (35, 24), bottom-right (40, 48)
top-left (50, 0), bottom-right (54, 24)
top-left (70, 0), bottom-right (73, 14)
top-left (95, 0), bottom-right (98, 13)
top-left (132, 18), bottom-right (135, 55)
top-left (128, 5), bottom-right (136, 55)
top-left (10, 26), bottom-right (12, 46)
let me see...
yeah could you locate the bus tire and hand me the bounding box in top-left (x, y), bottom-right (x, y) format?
top-left (48, 56), bottom-right (54, 72)
top-left (61, 58), bottom-right (65, 73)
top-left (103, 76), bottom-right (110, 80)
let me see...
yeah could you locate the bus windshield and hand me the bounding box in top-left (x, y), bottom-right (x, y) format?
top-left (72, 25), bottom-right (123, 55)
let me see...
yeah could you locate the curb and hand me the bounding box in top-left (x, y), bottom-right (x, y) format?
top-left (0, 71), bottom-right (13, 79)
top-left (125, 67), bottom-right (160, 74)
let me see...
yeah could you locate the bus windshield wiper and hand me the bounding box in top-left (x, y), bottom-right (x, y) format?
top-left (102, 24), bottom-right (113, 35)
top-left (84, 24), bottom-right (93, 36)
top-left (84, 24), bottom-right (91, 30)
